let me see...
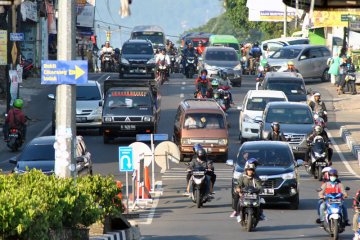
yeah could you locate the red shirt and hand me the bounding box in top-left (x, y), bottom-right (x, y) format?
top-left (6, 108), bottom-right (26, 128)
top-left (197, 46), bottom-right (205, 55)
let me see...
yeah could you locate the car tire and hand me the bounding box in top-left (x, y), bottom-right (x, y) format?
top-left (321, 69), bottom-right (330, 82)
top-left (289, 194), bottom-right (299, 210)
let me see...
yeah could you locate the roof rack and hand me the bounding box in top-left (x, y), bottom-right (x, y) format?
top-left (182, 98), bottom-right (217, 108)
top-left (104, 79), bottom-right (158, 95)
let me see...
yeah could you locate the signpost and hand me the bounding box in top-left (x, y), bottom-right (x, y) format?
top-left (41, 60), bottom-right (88, 85)
top-left (10, 32), bottom-right (24, 41)
top-left (119, 147), bottom-right (133, 213)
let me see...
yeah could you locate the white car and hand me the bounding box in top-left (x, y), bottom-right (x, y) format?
top-left (238, 90), bottom-right (288, 143)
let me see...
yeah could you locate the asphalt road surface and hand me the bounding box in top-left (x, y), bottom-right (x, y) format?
top-left (0, 72), bottom-right (358, 240)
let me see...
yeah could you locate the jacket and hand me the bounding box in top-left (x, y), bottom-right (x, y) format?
top-left (6, 108), bottom-right (26, 129)
top-left (309, 100), bottom-right (327, 113)
top-left (307, 131), bottom-right (330, 145)
top-left (266, 131), bottom-right (287, 141)
top-left (188, 158), bottom-right (210, 171)
top-left (236, 174), bottom-right (262, 192)
top-left (319, 181), bottom-right (347, 199)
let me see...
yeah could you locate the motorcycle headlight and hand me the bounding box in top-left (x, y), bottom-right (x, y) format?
top-left (321, 152), bottom-right (326, 157)
top-left (193, 177), bottom-right (204, 185)
top-left (103, 117), bottom-right (113, 122)
top-left (314, 152), bottom-right (321, 158)
top-left (147, 58), bottom-right (156, 64)
top-left (143, 116), bottom-right (152, 122)
top-left (121, 58), bottom-right (129, 65)
top-left (218, 138), bottom-right (228, 145)
top-left (181, 138), bottom-right (191, 145)
top-left (331, 208), bottom-right (339, 214)
top-left (233, 64), bottom-right (242, 70)
top-left (243, 114), bottom-right (255, 123)
top-left (282, 171), bottom-right (295, 180)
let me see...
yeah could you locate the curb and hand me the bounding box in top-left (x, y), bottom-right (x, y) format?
top-left (340, 126), bottom-right (360, 166)
top-left (90, 225), bottom-right (141, 240)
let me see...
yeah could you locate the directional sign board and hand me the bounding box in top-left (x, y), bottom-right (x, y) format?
top-left (119, 147), bottom-right (134, 172)
top-left (41, 60), bottom-right (88, 85)
top-left (10, 33), bottom-right (24, 41)
top-left (136, 134), bottom-right (168, 142)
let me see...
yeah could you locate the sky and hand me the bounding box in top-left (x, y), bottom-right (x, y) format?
top-left (94, 0), bottom-right (224, 48)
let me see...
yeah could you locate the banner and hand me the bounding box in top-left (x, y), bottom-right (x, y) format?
top-left (313, 9), bottom-right (360, 28)
top-left (77, 4), bottom-right (95, 28)
top-left (0, 30), bottom-right (7, 65)
top-left (247, 0), bottom-right (299, 22)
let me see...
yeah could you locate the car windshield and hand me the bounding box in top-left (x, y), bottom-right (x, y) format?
top-left (183, 113), bottom-right (225, 129)
top-left (266, 81), bottom-right (306, 95)
top-left (266, 107), bottom-right (313, 124)
top-left (76, 85), bottom-right (101, 100)
top-left (19, 144), bottom-right (55, 161)
top-left (270, 48), bottom-right (301, 59)
top-left (104, 90), bottom-right (151, 109)
top-left (122, 43), bottom-right (153, 55)
top-left (132, 32), bottom-right (164, 45)
top-left (236, 144), bottom-right (293, 168)
top-left (205, 50), bottom-right (238, 61)
top-left (246, 97), bottom-right (286, 111)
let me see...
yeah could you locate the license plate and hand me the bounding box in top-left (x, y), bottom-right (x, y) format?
top-left (292, 146), bottom-right (307, 151)
top-left (76, 117), bottom-right (87, 122)
top-left (9, 134), bottom-right (18, 137)
top-left (316, 162), bottom-right (327, 166)
top-left (261, 188), bottom-right (274, 195)
top-left (121, 125), bottom-right (136, 130)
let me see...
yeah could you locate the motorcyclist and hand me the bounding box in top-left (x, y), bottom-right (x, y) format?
top-left (318, 169), bottom-right (350, 227)
top-left (316, 167), bottom-right (334, 223)
top-left (194, 69), bottom-right (211, 98)
top-left (197, 40), bottom-right (206, 55)
top-left (307, 125), bottom-right (333, 166)
top-left (185, 148), bottom-right (214, 200)
top-left (3, 99), bottom-right (27, 142)
top-left (155, 48), bottom-right (171, 80)
top-left (234, 159), bottom-right (265, 223)
top-left (249, 41), bottom-right (262, 73)
top-left (217, 70), bottom-right (234, 104)
top-left (256, 59), bottom-right (270, 81)
top-left (308, 92), bottom-right (327, 122)
top-left (284, 61), bottom-right (299, 73)
top-left (182, 41), bottom-right (198, 73)
top-left (100, 41), bottom-right (114, 71)
top-left (114, 48), bottom-right (121, 64)
top-left (266, 122), bottom-right (287, 141)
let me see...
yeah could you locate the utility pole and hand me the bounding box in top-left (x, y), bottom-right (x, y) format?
top-left (54, 0), bottom-right (77, 178)
top-left (283, 4), bottom-right (287, 37)
top-left (295, 0), bottom-right (299, 29)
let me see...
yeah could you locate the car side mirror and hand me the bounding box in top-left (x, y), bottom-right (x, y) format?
top-left (76, 156), bottom-right (85, 163)
top-left (226, 159), bottom-right (234, 166)
top-left (296, 159), bottom-right (304, 166)
top-left (99, 101), bottom-right (103, 107)
top-left (300, 55), bottom-right (307, 60)
top-left (48, 94), bottom-right (55, 100)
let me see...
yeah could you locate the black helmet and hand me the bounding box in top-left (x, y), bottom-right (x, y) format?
top-left (253, 41), bottom-right (259, 47)
top-left (200, 69), bottom-right (208, 75)
top-left (193, 143), bottom-right (203, 152)
top-left (271, 122), bottom-right (280, 131)
top-left (196, 148), bottom-right (207, 161)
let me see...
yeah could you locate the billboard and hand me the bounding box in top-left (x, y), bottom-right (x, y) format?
top-left (247, 0), bottom-right (299, 22)
top-left (313, 9), bottom-right (360, 28)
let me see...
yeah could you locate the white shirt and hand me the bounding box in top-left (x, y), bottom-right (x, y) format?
top-left (155, 53), bottom-right (171, 65)
top-left (101, 47), bottom-right (114, 55)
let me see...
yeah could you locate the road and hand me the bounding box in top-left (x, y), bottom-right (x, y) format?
top-left (0, 72), bottom-right (358, 240)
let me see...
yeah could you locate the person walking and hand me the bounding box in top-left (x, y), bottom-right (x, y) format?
top-left (328, 52), bottom-right (341, 86)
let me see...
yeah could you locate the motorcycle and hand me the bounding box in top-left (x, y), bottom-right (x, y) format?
top-left (190, 168), bottom-right (210, 208)
top-left (184, 54), bottom-right (197, 79)
top-left (102, 52), bottom-right (114, 72)
top-left (169, 53), bottom-right (179, 73)
top-left (194, 83), bottom-right (209, 99)
top-left (320, 192), bottom-right (349, 240)
top-left (6, 128), bottom-right (23, 152)
top-left (157, 60), bottom-right (168, 85)
top-left (306, 136), bottom-right (329, 180)
top-left (214, 89), bottom-right (231, 112)
top-left (314, 110), bottom-right (328, 126)
top-left (239, 186), bottom-right (262, 232)
top-left (314, 113), bottom-right (326, 128)
top-left (20, 55), bottom-right (34, 79)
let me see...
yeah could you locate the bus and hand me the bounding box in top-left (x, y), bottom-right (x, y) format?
top-left (130, 25), bottom-right (165, 50)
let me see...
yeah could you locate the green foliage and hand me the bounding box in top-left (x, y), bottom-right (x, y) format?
top-left (186, 0), bottom-right (284, 42)
top-left (0, 170), bottom-right (122, 239)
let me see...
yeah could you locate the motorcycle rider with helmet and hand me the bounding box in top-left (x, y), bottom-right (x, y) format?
top-left (194, 69), bottom-right (211, 98)
top-left (184, 148), bottom-right (214, 200)
top-left (100, 41), bottom-right (114, 71)
top-left (284, 61), bottom-right (299, 73)
top-left (182, 41), bottom-right (198, 74)
top-left (316, 167), bottom-right (334, 224)
top-left (317, 169), bottom-right (350, 227)
top-left (249, 42), bottom-right (262, 73)
top-left (3, 99), bottom-right (27, 142)
top-left (266, 122), bottom-right (287, 141)
top-left (234, 159), bottom-right (265, 222)
top-left (155, 47), bottom-right (171, 80)
top-left (306, 125), bottom-right (333, 166)
top-left (256, 59), bottom-right (270, 81)
top-left (308, 92), bottom-right (327, 123)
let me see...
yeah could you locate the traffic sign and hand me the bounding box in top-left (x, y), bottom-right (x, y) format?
top-left (136, 134), bottom-right (168, 142)
top-left (119, 147), bottom-right (134, 172)
top-left (41, 60), bottom-right (88, 85)
top-left (10, 33), bottom-right (24, 41)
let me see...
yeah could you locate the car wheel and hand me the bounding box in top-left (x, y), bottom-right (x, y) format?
top-left (321, 69), bottom-right (330, 82)
top-left (289, 194), bottom-right (299, 210)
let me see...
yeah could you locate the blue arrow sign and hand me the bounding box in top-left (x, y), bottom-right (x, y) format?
top-left (136, 134), bottom-right (168, 142)
top-left (119, 147), bottom-right (133, 172)
top-left (41, 60), bottom-right (88, 85)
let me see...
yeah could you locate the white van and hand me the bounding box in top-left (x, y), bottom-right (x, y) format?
top-left (238, 90), bottom-right (288, 143)
top-left (261, 37), bottom-right (309, 58)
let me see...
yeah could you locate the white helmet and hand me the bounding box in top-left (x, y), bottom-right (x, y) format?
top-left (322, 167), bottom-right (333, 173)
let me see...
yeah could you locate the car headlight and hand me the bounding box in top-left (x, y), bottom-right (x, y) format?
top-left (103, 117), bottom-right (113, 122)
top-left (92, 107), bottom-right (102, 116)
top-left (218, 138), bottom-right (228, 145)
top-left (143, 116), bottom-right (152, 122)
top-left (278, 63), bottom-right (288, 72)
top-left (121, 58), bottom-right (129, 64)
top-left (243, 114), bottom-right (255, 123)
top-left (282, 172), bottom-right (296, 180)
top-left (147, 58), bottom-right (156, 64)
top-left (233, 171), bottom-right (242, 179)
top-left (181, 138), bottom-right (191, 145)
top-left (233, 64), bottom-right (242, 70)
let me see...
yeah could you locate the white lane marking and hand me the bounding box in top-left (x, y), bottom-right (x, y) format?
top-left (180, 93), bottom-right (184, 98)
top-left (182, 81), bottom-right (186, 85)
top-left (327, 131), bottom-right (360, 178)
top-left (37, 122), bottom-right (52, 138)
top-left (141, 181), bottom-right (162, 225)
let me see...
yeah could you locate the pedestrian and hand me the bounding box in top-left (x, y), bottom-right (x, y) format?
top-left (328, 52), bottom-right (341, 86)
top-left (337, 55), bottom-right (348, 95)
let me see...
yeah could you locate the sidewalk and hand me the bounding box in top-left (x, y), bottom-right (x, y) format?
top-left (321, 83), bottom-right (360, 167)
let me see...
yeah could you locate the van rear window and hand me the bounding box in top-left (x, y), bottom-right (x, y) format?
top-left (184, 113), bottom-right (225, 129)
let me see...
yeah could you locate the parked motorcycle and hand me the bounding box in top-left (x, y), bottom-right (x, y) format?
top-left (157, 60), bottom-right (168, 85)
top-left (320, 192), bottom-right (349, 240)
top-left (239, 186), bottom-right (262, 232)
top-left (306, 136), bottom-right (329, 180)
top-left (190, 168), bottom-right (210, 208)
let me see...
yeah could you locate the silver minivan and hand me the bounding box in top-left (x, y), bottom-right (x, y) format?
top-left (267, 45), bottom-right (331, 82)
